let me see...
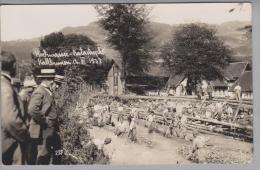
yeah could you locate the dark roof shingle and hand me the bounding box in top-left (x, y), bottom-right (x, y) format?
top-left (223, 62), bottom-right (248, 81)
top-left (212, 79), bottom-right (227, 87)
top-left (166, 74), bottom-right (185, 88)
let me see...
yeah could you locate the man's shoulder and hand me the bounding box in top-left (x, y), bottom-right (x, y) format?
top-left (234, 86), bottom-right (241, 90)
top-left (1, 76), bottom-right (13, 93)
top-left (34, 85), bottom-right (46, 93)
top-left (32, 86), bottom-right (48, 96)
top-left (1, 76), bottom-right (11, 85)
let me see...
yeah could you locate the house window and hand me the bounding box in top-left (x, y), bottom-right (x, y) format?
top-left (114, 67), bottom-right (118, 86)
top-left (114, 76), bottom-right (118, 86)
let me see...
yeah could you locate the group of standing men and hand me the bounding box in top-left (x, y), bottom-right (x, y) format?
top-left (1, 51), bottom-right (63, 165)
top-left (196, 81), bottom-right (214, 100)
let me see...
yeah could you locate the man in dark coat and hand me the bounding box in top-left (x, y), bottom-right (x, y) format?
top-left (1, 51), bottom-right (30, 165)
top-left (28, 71), bottom-right (63, 165)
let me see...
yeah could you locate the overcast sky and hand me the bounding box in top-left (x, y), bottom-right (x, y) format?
top-left (1, 3), bottom-right (251, 41)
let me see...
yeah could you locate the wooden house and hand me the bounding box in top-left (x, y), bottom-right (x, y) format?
top-left (165, 62), bottom-right (253, 99)
top-left (106, 62), bottom-right (123, 96)
top-left (126, 62), bottom-right (169, 95)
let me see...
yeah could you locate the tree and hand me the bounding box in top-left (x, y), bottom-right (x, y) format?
top-left (162, 23), bottom-right (232, 94)
top-left (95, 4), bottom-right (152, 93)
top-left (40, 32), bottom-right (96, 48)
top-left (33, 32), bottom-right (112, 86)
top-left (17, 61), bottom-right (33, 81)
top-left (39, 33), bottom-right (110, 164)
top-left (40, 32), bottom-right (64, 48)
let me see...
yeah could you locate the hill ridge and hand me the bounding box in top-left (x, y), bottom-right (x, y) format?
top-left (2, 20), bottom-right (251, 64)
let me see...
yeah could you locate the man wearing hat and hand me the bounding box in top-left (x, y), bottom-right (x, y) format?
top-left (28, 69), bottom-right (63, 164)
top-left (18, 77), bottom-right (38, 164)
top-left (234, 82), bottom-right (242, 101)
top-left (19, 78), bottom-right (37, 122)
top-left (1, 51), bottom-right (30, 165)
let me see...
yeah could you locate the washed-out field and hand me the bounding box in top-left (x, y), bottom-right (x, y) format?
top-left (89, 123), bottom-right (252, 164)
top-left (69, 95), bottom-right (253, 164)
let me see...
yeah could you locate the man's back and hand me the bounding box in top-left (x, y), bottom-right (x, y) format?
top-left (1, 75), bottom-right (29, 164)
top-left (1, 75), bottom-right (29, 142)
top-left (28, 85), bottom-right (56, 123)
top-left (27, 82), bottom-right (61, 165)
top-left (1, 75), bottom-right (15, 121)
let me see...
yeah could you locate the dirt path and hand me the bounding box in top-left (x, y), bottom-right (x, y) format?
top-left (89, 124), bottom-right (253, 165)
top-left (89, 124), bottom-right (191, 165)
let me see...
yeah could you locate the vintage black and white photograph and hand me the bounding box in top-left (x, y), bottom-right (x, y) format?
top-left (0, 3), bottom-right (253, 165)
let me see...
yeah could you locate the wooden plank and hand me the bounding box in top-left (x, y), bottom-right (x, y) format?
top-left (114, 108), bottom-right (253, 131)
top-left (187, 116), bottom-right (253, 131)
top-left (105, 94), bottom-right (253, 106)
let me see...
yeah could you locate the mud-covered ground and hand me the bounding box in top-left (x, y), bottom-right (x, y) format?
top-left (89, 123), bottom-right (253, 165)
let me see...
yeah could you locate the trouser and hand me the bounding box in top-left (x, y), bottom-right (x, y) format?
top-left (27, 139), bottom-right (39, 165)
top-left (92, 117), bottom-right (99, 126)
top-left (197, 93), bottom-right (202, 100)
top-left (13, 142), bottom-right (28, 165)
top-left (2, 141), bottom-right (28, 165)
top-left (148, 122), bottom-right (154, 133)
top-left (208, 92), bottom-right (212, 100)
top-left (162, 120), bottom-right (168, 135)
top-left (235, 92), bottom-right (241, 101)
top-left (179, 126), bottom-right (187, 138)
top-left (164, 127), bottom-right (171, 137)
top-left (106, 114), bottom-right (112, 125)
top-left (128, 128), bottom-right (137, 142)
top-left (2, 142), bottom-right (18, 165)
top-left (98, 117), bottom-right (104, 127)
top-left (36, 127), bottom-right (62, 165)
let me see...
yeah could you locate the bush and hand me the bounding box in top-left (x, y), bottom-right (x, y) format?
top-left (55, 67), bottom-right (109, 164)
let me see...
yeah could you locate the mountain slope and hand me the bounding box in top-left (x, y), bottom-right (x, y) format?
top-left (1, 21), bottom-right (251, 64)
top-left (1, 40), bottom-right (40, 63)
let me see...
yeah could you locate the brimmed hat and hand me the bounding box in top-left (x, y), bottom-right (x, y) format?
top-left (23, 79), bottom-right (37, 87)
top-left (36, 69), bottom-right (55, 78)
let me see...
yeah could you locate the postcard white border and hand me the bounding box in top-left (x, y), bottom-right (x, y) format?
top-left (0, 1), bottom-right (259, 170)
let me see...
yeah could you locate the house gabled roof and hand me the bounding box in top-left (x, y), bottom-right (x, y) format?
top-left (223, 62), bottom-right (248, 81)
top-left (211, 79), bottom-right (227, 87)
top-left (230, 71), bottom-right (253, 92)
top-left (107, 60), bottom-right (120, 77)
top-left (166, 73), bottom-right (185, 88)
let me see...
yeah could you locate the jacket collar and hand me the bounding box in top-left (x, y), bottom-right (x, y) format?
top-left (1, 72), bottom-right (12, 82)
top-left (40, 83), bottom-right (53, 96)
